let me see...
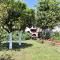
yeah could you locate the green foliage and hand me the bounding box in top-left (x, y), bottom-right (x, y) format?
top-left (1, 40), bottom-right (60, 60)
top-left (0, 54), bottom-right (14, 60)
top-left (45, 31), bottom-right (51, 39)
top-left (19, 9), bottom-right (35, 30)
top-left (0, 0), bottom-right (35, 33)
top-left (52, 32), bottom-right (60, 41)
top-left (0, 28), bottom-right (8, 44)
top-left (23, 32), bottom-right (31, 40)
top-left (36, 0), bottom-right (60, 29)
top-left (12, 31), bottom-right (19, 41)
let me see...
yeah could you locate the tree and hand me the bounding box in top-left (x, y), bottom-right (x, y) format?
top-left (19, 8), bottom-right (35, 30)
top-left (0, 0), bottom-right (27, 49)
top-left (36, 0), bottom-right (60, 29)
top-left (0, 0), bottom-right (35, 49)
top-left (18, 8), bottom-right (35, 45)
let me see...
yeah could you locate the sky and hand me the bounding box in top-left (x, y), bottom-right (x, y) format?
top-left (23, 0), bottom-right (37, 9)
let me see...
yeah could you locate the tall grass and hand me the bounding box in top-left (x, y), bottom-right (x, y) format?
top-left (52, 32), bottom-right (60, 41)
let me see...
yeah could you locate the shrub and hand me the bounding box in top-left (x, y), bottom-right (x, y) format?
top-left (12, 31), bottom-right (19, 41)
top-left (45, 32), bottom-right (51, 39)
top-left (0, 54), bottom-right (14, 60)
top-left (0, 28), bottom-right (8, 41)
top-left (0, 34), bottom-right (2, 44)
top-left (52, 32), bottom-right (60, 41)
top-left (12, 31), bottom-right (31, 41)
top-left (41, 30), bottom-right (51, 39)
top-left (23, 32), bottom-right (31, 40)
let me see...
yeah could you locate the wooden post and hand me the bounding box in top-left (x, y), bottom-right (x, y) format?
top-left (9, 32), bottom-right (12, 49)
top-left (19, 31), bottom-right (22, 45)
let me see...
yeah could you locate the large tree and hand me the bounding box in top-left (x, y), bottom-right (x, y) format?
top-left (0, 0), bottom-right (27, 49)
top-left (36, 0), bottom-right (60, 29)
top-left (0, 0), bottom-right (35, 49)
top-left (19, 8), bottom-right (35, 30)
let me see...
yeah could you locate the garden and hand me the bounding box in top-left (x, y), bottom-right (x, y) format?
top-left (0, 0), bottom-right (60, 60)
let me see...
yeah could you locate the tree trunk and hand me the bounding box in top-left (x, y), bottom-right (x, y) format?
top-left (9, 32), bottom-right (12, 49)
top-left (19, 31), bottom-right (22, 45)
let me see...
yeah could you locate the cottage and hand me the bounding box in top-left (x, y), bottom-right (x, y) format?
top-left (25, 26), bottom-right (42, 38)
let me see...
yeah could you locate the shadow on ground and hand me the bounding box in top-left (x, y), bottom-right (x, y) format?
top-left (0, 42), bottom-right (33, 51)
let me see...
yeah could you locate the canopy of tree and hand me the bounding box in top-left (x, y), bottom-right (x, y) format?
top-left (36, 0), bottom-right (60, 29)
top-left (0, 0), bottom-right (35, 32)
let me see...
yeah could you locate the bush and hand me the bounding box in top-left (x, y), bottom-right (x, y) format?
top-left (0, 28), bottom-right (8, 42)
top-left (41, 30), bottom-right (51, 39)
top-left (23, 32), bottom-right (31, 40)
top-left (0, 34), bottom-right (2, 45)
top-left (12, 31), bottom-right (19, 41)
top-left (12, 31), bottom-right (31, 41)
top-left (45, 32), bottom-right (51, 39)
top-left (0, 54), bottom-right (14, 60)
top-left (52, 32), bottom-right (60, 41)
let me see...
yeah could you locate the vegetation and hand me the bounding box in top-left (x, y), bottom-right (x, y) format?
top-left (0, 0), bottom-right (60, 60)
top-left (23, 32), bottom-right (31, 40)
top-left (0, 0), bottom-right (35, 49)
top-left (52, 32), bottom-right (60, 41)
top-left (35, 0), bottom-right (60, 39)
top-left (36, 0), bottom-right (60, 29)
top-left (0, 54), bottom-right (14, 60)
top-left (0, 0), bottom-right (34, 32)
top-left (0, 40), bottom-right (60, 60)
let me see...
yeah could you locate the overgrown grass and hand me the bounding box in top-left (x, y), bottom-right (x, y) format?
top-left (0, 40), bottom-right (60, 60)
top-left (52, 32), bottom-right (60, 41)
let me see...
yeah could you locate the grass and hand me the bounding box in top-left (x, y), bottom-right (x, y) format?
top-left (53, 36), bottom-right (60, 41)
top-left (51, 32), bottom-right (60, 41)
top-left (0, 40), bottom-right (60, 60)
